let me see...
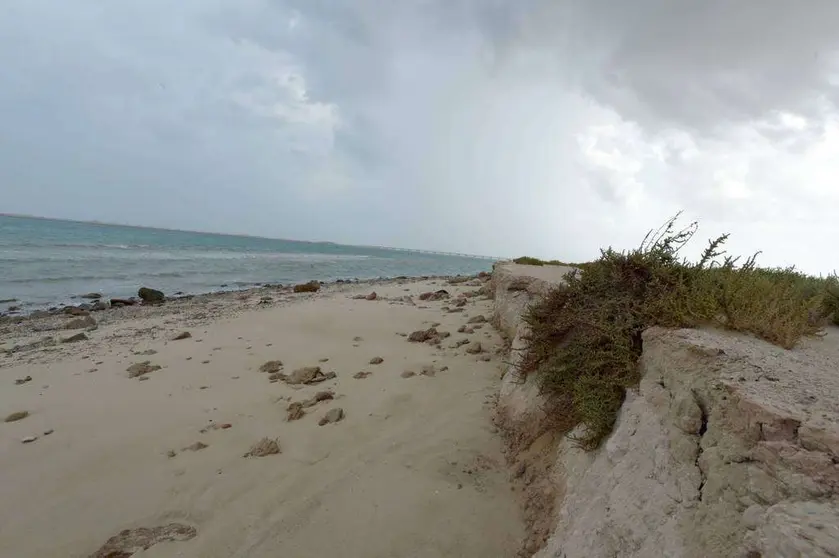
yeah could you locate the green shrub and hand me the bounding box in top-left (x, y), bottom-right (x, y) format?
top-left (513, 256), bottom-right (589, 267)
top-left (519, 214), bottom-right (833, 450)
top-left (513, 256), bottom-right (547, 266)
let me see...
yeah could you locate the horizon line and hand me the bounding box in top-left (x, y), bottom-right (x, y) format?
top-left (0, 212), bottom-right (506, 260)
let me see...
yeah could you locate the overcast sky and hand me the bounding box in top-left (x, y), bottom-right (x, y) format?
top-left (2, 1), bottom-right (839, 272)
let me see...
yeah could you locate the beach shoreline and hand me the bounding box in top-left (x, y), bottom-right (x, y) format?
top-left (0, 272), bottom-right (525, 557)
top-left (0, 273), bottom-right (487, 318)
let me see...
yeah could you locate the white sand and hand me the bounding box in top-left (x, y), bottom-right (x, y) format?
top-left (0, 279), bottom-right (524, 557)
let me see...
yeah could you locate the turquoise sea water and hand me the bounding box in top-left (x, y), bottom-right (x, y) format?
top-left (0, 215), bottom-right (497, 309)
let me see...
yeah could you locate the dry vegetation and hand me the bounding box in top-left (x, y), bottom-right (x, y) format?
top-left (519, 214), bottom-right (839, 450)
top-left (513, 256), bottom-right (585, 268)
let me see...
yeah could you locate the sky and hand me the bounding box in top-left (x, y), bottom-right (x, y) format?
top-left (2, 1), bottom-right (839, 273)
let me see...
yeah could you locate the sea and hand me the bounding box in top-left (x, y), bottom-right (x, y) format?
top-left (0, 215), bottom-right (498, 311)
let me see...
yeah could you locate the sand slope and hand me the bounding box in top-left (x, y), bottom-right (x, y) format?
top-left (0, 279), bottom-right (523, 557)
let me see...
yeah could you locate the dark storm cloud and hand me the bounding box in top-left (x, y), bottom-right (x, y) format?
top-left (2, 0), bottom-right (838, 271)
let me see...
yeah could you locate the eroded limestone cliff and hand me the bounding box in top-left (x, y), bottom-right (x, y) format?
top-left (492, 262), bottom-right (839, 558)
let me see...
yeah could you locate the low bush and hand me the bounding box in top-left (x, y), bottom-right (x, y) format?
top-left (519, 214), bottom-right (836, 450)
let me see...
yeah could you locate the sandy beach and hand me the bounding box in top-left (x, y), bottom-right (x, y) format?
top-left (0, 276), bottom-right (524, 557)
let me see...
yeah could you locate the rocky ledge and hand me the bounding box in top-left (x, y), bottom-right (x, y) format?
top-left (490, 261), bottom-right (839, 558)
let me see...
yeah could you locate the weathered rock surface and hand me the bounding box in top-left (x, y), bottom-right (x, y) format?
top-left (318, 407), bottom-right (344, 426)
top-left (491, 261), bottom-right (839, 558)
top-left (419, 289), bottom-right (449, 301)
top-left (292, 281), bottom-right (320, 293)
top-left (465, 341), bottom-right (483, 354)
top-left (275, 366), bottom-right (336, 385)
top-left (138, 287), bottom-right (165, 303)
top-left (5, 410), bottom-right (29, 423)
top-left (408, 327), bottom-right (438, 343)
top-left (89, 523), bottom-right (197, 557)
top-left (259, 360), bottom-right (283, 373)
top-left (244, 437), bottom-right (281, 457)
top-left (126, 361), bottom-right (162, 378)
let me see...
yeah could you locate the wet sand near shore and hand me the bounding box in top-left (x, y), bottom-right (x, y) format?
top-left (0, 276), bottom-right (524, 557)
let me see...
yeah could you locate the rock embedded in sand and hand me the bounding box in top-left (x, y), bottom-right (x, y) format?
top-left (292, 281), bottom-right (320, 293)
top-left (244, 437), bottom-right (281, 457)
top-left (408, 327), bottom-right (438, 343)
top-left (127, 361), bottom-right (162, 378)
top-left (286, 402), bottom-right (305, 421)
top-left (288, 366), bottom-right (320, 384)
top-left (277, 366), bottom-right (336, 385)
top-left (421, 365), bottom-right (438, 377)
top-left (21, 436), bottom-right (38, 444)
top-left (63, 306), bottom-right (90, 316)
top-left (318, 408), bottom-right (344, 426)
top-left (5, 410), bottom-right (29, 422)
top-left (64, 315), bottom-right (96, 330)
top-left (365, 291), bottom-right (378, 300)
top-left (184, 441), bottom-right (209, 452)
top-left (61, 332), bottom-right (88, 343)
top-left (89, 523), bottom-right (197, 558)
top-left (138, 287), bottom-right (165, 304)
top-left (419, 289), bottom-right (450, 301)
top-left (259, 360), bottom-right (284, 373)
top-left (14, 375), bottom-right (32, 385)
top-left (479, 354), bottom-right (491, 361)
top-left (467, 314), bottom-right (487, 324)
top-left (465, 342), bottom-right (483, 354)
top-left (353, 371), bottom-right (372, 379)
top-left (369, 356), bottom-right (384, 365)
top-left (309, 391), bottom-right (334, 405)
top-left (401, 370), bottom-right (416, 378)
top-left (172, 331), bottom-right (192, 340)
top-left (291, 391), bottom-right (336, 410)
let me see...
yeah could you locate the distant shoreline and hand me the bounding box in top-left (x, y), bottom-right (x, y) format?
top-left (0, 213), bottom-right (505, 261)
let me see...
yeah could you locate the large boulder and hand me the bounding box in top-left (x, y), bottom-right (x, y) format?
top-left (293, 281), bottom-right (320, 293)
top-left (138, 287), bottom-right (165, 304)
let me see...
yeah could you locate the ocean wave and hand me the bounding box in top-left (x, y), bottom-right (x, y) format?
top-left (2, 271), bottom-right (187, 284)
top-left (0, 250), bottom-right (373, 264)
